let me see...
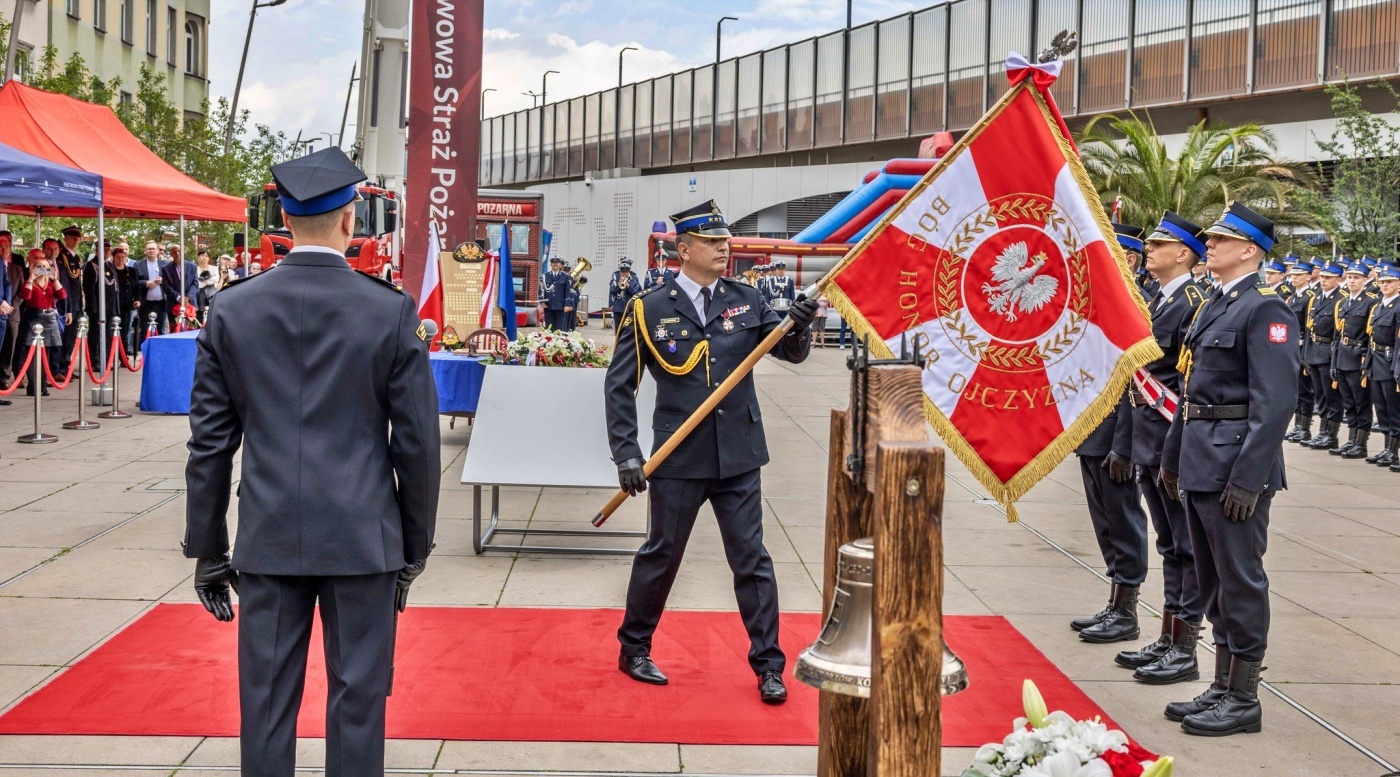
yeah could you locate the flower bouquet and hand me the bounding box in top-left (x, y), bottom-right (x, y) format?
top-left (962, 680), bottom-right (1173, 777)
top-left (498, 329), bottom-right (610, 368)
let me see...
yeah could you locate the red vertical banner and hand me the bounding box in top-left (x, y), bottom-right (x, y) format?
top-left (405, 0), bottom-right (483, 306)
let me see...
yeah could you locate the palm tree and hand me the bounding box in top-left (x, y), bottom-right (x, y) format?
top-left (1077, 112), bottom-right (1316, 233)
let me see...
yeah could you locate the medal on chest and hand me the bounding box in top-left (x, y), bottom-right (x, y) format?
top-left (655, 324), bottom-right (668, 340)
top-left (668, 339), bottom-right (677, 353)
top-left (722, 318), bottom-right (735, 332)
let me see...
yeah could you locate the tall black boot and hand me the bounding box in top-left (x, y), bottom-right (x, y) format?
top-left (1165, 647), bottom-right (1230, 721)
top-left (1070, 588), bottom-right (1114, 632)
top-left (1181, 656), bottom-right (1264, 736)
top-left (1366, 435), bottom-right (1390, 464)
top-left (1115, 612), bottom-right (1174, 669)
top-left (1079, 584), bottom-right (1139, 644)
top-left (1303, 420), bottom-right (1337, 450)
top-left (1290, 415), bottom-right (1313, 444)
top-left (1373, 436), bottom-right (1397, 467)
top-left (1134, 617), bottom-right (1201, 684)
top-left (1284, 413), bottom-right (1307, 443)
top-left (1330, 426), bottom-right (1357, 456)
top-left (1342, 428), bottom-right (1370, 459)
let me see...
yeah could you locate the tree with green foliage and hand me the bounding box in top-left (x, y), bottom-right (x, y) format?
top-left (1077, 112), bottom-right (1317, 249)
top-left (0, 10), bottom-right (296, 255)
top-left (1294, 79), bottom-right (1400, 259)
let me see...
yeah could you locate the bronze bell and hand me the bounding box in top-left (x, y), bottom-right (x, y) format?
top-left (795, 537), bottom-right (968, 698)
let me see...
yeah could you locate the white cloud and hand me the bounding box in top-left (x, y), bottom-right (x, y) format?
top-left (484, 28), bottom-right (522, 41)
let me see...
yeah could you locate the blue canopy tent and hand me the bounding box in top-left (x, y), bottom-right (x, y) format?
top-left (0, 140), bottom-right (106, 365)
top-left (0, 140), bottom-right (103, 214)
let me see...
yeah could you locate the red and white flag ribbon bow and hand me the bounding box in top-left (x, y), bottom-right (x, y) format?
top-left (821, 54), bottom-right (1160, 520)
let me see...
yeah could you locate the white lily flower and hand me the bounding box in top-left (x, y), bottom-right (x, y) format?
top-left (1020, 752), bottom-right (1112, 777)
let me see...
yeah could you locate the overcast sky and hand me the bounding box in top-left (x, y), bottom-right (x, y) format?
top-left (208, 0), bottom-right (931, 144)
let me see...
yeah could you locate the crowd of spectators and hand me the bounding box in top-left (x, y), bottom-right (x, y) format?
top-left (0, 227), bottom-right (254, 400)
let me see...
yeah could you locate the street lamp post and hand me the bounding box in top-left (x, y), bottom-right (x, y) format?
top-left (523, 91), bottom-right (540, 108)
top-left (618, 46), bottom-right (637, 88)
top-left (841, 0), bottom-right (852, 143)
top-left (226, 0), bottom-right (288, 154)
top-left (541, 70), bottom-right (560, 107)
top-left (481, 87), bottom-right (496, 116)
top-left (715, 17), bottom-right (736, 161)
top-left (716, 16), bottom-right (737, 63)
top-left (617, 47), bottom-right (637, 168)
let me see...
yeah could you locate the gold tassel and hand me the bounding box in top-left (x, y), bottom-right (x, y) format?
top-left (1005, 500), bottom-right (1020, 523)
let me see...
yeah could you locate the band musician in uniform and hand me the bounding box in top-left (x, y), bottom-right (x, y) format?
top-left (604, 199), bottom-right (818, 703)
top-left (541, 256), bottom-right (572, 331)
top-left (184, 147), bottom-right (441, 776)
top-left (1117, 213), bottom-right (1208, 685)
top-left (1161, 202), bottom-right (1298, 737)
top-left (645, 251), bottom-right (676, 289)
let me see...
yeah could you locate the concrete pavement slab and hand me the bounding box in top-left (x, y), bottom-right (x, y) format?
top-left (0, 597), bottom-right (148, 667)
top-left (1, 546), bottom-right (192, 602)
top-left (0, 734), bottom-right (199, 765)
top-left (0, 547), bottom-right (59, 583)
top-left (0, 666), bottom-right (56, 710)
top-left (435, 740), bottom-right (680, 772)
top-left (184, 736), bottom-right (444, 768)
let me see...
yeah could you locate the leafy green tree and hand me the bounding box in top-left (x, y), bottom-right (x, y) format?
top-left (1294, 79), bottom-right (1400, 259)
top-left (1078, 112), bottom-right (1316, 241)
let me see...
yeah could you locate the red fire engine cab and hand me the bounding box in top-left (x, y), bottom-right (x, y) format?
top-left (246, 183), bottom-right (399, 280)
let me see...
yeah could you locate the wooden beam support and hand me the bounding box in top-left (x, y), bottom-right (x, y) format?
top-left (869, 441), bottom-right (945, 777)
top-left (818, 409), bottom-right (872, 777)
top-left (844, 365), bottom-right (927, 493)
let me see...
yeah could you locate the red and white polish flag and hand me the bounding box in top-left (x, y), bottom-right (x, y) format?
top-left (823, 55), bottom-right (1160, 519)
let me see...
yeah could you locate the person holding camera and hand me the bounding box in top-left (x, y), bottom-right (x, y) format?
top-left (18, 249), bottom-right (67, 396)
top-left (195, 249), bottom-right (217, 318)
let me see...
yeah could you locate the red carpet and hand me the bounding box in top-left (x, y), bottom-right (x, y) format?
top-left (0, 605), bottom-right (1122, 746)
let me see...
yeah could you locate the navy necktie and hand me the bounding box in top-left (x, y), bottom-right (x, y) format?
top-left (700, 287), bottom-right (713, 319)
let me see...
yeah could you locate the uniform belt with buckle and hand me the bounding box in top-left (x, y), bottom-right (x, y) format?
top-left (1311, 334), bottom-right (1333, 343)
top-left (1184, 402), bottom-right (1249, 420)
top-left (1342, 336), bottom-right (1358, 347)
top-left (1129, 389), bottom-right (1147, 407)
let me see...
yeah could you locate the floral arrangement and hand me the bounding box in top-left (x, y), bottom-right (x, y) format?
top-left (962, 680), bottom-right (1173, 777)
top-left (498, 329), bottom-right (610, 368)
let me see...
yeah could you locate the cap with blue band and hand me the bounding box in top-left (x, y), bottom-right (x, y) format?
top-left (1147, 211), bottom-right (1207, 258)
top-left (1319, 262), bottom-right (1345, 277)
top-left (1112, 222), bottom-right (1145, 254)
top-left (1204, 202), bottom-right (1276, 253)
top-left (270, 147), bottom-right (367, 217)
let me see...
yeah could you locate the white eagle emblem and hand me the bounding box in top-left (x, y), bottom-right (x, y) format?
top-left (982, 242), bottom-right (1059, 322)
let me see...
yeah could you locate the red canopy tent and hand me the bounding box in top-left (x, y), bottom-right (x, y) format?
top-left (0, 81), bottom-right (245, 221)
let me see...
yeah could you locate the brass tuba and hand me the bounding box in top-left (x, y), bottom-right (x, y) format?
top-left (571, 257), bottom-right (592, 289)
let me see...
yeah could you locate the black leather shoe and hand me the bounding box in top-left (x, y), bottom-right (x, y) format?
top-left (1181, 657), bottom-right (1264, 736)
top-left (1079, 584), bottom-right (1139, 644)
top-left (618, 655), bottom-right (668, 685)
top-left (1134, 617), bottom-right (1201, 685)
top-left (1115, 613), bottom-right (1174, 669)
top-left (1070, 597), bottom-right (1114, 632)
top-left (1165, 648), bottom-right (1230, 721)
top-left (0, 398), bottom-right (11, 406)
top-left (1330, 427), bottom-right (1357, 456)
top-left (758, 670), bottom-right (787, 704)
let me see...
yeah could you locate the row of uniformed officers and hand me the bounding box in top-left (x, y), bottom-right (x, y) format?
top-left (1074, 203), bottom-right (1299, 739)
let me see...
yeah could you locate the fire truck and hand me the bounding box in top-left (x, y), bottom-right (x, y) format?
top-left (246, 183), bottom-right (399, 280)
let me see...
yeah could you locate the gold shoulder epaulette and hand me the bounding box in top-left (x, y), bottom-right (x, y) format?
top-left (634, 284), bottom-right (665, 300)
top-left (354, 270), bottom-right (404, 293)
top-left (1184, 284), bottom-right (1205, 305)
top-left (1257, 286), bottom-right (1276, 296)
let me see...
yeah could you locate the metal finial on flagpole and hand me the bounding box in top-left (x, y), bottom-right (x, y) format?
top-left (1037, 30), bottom-right (1078, 63)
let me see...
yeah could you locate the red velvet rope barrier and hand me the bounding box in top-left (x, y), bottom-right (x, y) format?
top-left (84, 334), bottom-right (120, 386)
top-left (39, 335), bottom-right (84, 391)
top-left (0, 342), bottom-right (38, 397)
top-left (117, 334), bottom-right (145, 372)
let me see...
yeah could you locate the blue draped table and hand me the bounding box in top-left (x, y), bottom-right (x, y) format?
top-left (137, 331), bottom-right (487, 415)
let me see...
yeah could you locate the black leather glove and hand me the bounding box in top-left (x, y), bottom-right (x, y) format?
top-left (193, 555), bottom-right (238, 623)
top-left (1220, 484), bottom-right (1261, 522)
top-left (395, 559), bottom-right (427, 613)
top-left (1102, 451), bottom-right (1133, 484)
top-left (1159, 467), bottom-right (1180, 502)
top-left (1330, 367), bottom-right (1339, 382)
top-left (786, 297), bottom-right (820, 329)
top-left (617, 456), bottom-right (648, 496)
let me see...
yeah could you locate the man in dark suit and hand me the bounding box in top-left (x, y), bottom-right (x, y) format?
top-left (1118, 212), bottom-right (1208, 684)
top-left (1070, 223), bottom-right (1149, 647)
top-left (130, 241), bottom-right (170, 344)
top-left (1160, 202), bottom-right (1299, 737)
top-left (54, 226), bottom-right (86, 374)
top-left (604, 199), bottom-right (818, 704)
top-left (540, 256), bottom-right (571, 330)
top-left (160, 249), bottom-right (199, 329)
top-left (184, 147), bottom-right (441, 776)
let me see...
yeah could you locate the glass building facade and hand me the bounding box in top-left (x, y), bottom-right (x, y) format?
top-left (481, 0), bottom-right (1400, 185)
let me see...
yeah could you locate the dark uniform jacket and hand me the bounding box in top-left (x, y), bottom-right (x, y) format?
top-left (1076, 391), bottom-right (1133, 458)
top-left (645, 267), bottom-right (676, 289)
top-left (609, 272), bottom-right (641, 315)
top-left (761, 275), bottom-right (796, 305)
top-left (1369, 296), bottom-right (1400, 381)
top-left (55, 247), bottom-right (84, 316)
top-left (605, 276), bottom-right (811, 480)
top-left (1287, 286), bottom-right (1315, 342)
top-left (1305, 287), bottom-right (1342, 367)
top-left (1334, 291), bottom-right (1379, 372)
top-left (184, 249), bottom-right (441, 576)
top-left (1163, 279), bottom-right (1300, 494)
top-left (541, 269), bottom-right (572, 310)
top-left (1132, 278), bottom-right (1207, 467)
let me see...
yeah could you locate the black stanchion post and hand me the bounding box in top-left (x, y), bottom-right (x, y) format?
top-left (63, 316), bottom-right (99, 431)
top-left (17, 324), bottom-right (58, 444)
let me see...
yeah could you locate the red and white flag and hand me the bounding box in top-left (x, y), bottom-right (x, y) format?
top-left (479, 249), bottom-right (498, 329)
top-left (417, 221), bottom-right (444, 350)
top-left (822, 54), bottom-right (1160, 519)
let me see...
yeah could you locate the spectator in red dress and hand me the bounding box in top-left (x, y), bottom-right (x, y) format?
top-left (18, 249), bottom-right (66, 396)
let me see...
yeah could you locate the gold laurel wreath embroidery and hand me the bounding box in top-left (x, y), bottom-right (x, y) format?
top-left (948, 211), bottom-right (999, 257)
top-left (989, 198), bottom-right (1052, 225)
top-left (1037, 312), bottom-right (1085, 359)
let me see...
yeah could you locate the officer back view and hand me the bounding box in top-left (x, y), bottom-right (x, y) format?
top-left (184, 147), bottom-right (441, 776)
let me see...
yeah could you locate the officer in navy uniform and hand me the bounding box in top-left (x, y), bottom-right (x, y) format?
top-left (766, 260), bottom-right (795, 308)
top-left (1331, 262), bottom-right (1378, 458)
top-left (184, 147), bottom-right (440, 776)
top-left (1070, 222), bottom-right (1149, 646)
top-left (1160, 202), bottom-right (1299, 737)
top-left (1367, 265), bottom-right (1400, 467)
top-left (1117, 213), bottom-right (1209, 684)
top-left (541, 256), bottom-right (572, 330)
top-left (604, 199), bottom-right (818, 704)
top-left (1301, 262), bottom-right (1346, 451)
top-left (645, 252), bottom-right (676, 290)
top-left (609, 258), bottom-right (642, 331)
top-left (1284, 260), bottom-right (1318, 442)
